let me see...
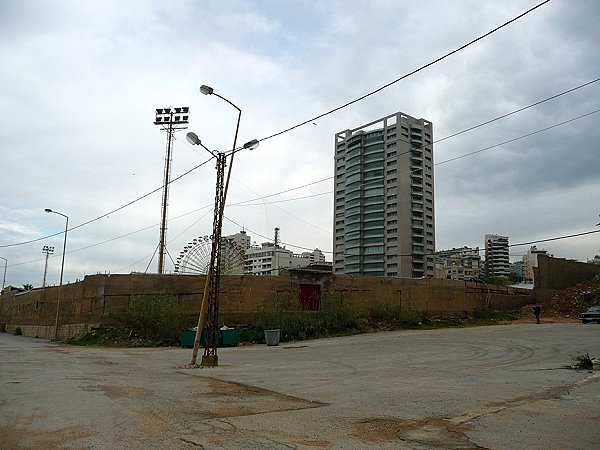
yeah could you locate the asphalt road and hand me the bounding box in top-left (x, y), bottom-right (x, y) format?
top-left (1, 323), bottom-right (599, 449)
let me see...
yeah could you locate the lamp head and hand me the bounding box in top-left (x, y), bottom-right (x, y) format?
top-left (186, 132), bottom-right (201, 146)
top-left (199, 85), bottom-right (214, 95)
top-left (44, 208), bottom-right (52, 213)
top-left (243, 139), bottom-right (260, 150)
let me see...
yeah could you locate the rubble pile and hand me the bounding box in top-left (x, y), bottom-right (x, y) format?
top-left (538, 278), bottom-right (600, 319)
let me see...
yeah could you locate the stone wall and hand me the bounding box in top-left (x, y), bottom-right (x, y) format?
top-left (534, 254), bottom-right (600, 294)
top-left (1, 271), bottom-right (535, 339)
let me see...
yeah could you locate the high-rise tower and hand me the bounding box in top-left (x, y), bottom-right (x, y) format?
top-left (333, 112), bottom-right (435, 278)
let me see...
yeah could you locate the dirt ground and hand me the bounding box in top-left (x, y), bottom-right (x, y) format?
top-left (513, 280), bottom-right (600, 324)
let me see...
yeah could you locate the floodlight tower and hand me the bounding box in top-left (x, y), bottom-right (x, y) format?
top-left (153, 107), bottom-right (189, 274)
top-left (42, 245), bottom-right (54, 288)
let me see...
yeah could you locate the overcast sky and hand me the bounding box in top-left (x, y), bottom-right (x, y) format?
top-left (1, 0), bottom-right (599, 288)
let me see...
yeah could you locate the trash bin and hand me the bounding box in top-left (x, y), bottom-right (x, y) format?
top-left (220, 327), bottom-right (239, 347)
top-left (264, 329), bottom-right (281, 346)
top-left (179, 328), bottom-right (205, 348)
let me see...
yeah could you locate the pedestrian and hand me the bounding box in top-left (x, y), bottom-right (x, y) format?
top-left (533, 305), bottom-right (541, 324)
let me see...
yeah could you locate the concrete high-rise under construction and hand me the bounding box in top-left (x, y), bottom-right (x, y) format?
top-left (333, 111), bottom-right (435, 278)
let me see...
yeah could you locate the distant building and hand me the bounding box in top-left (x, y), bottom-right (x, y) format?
top-left (484, 234), bottom-right (510, 277)
top-left (234, 228), bottom-right (327, 276)
top-left (333, 111), bottom-right (435, 278)
top-left (522, 246), bottom-right (551, 282)
top-left (244, 243), bottom-right (325, 276)
top-left (225, 230), bottom-right (251, 250)
top-left (511, 260), bottom-right (524, 280)
top-left (434, 246), bottom-right (481, 280)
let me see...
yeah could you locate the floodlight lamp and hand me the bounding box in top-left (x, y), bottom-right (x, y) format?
top-left (164, 108), bottom-right (171, 113)
top-left (243, 139), bottom-right (260, 150)
top-left (199, 85), bottom-right (214, 95)
top-left (156, 108), bottom-right (163, 114)
top-left (182, 107), bottom-right (189, 113)
top-left (186, 132), bottom-right (201, 146)
top-left (175, 107), bottom-right (182, 114)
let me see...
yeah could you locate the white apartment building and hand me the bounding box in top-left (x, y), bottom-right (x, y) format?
top-left (244, 243), bottom-right (326, 276)
top-left (522, 245), bottom-right (551, 282)
top-left (333, 111), bottom-right (435, 278)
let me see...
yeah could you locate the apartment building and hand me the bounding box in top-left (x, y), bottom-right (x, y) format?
top-left (333, 111), bottom-right (435, 277)
top-left (434, 246), bottom-right (481, 280)
top-left (522, 245), bottom-right (551, 282)
top-left (484, 234), bottom-right (510, 277)
top-left (244, 243), bottom-right (325, 276)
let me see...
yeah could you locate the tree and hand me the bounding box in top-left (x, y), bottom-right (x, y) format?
top-left (23, 283), bottom-right (33, 290)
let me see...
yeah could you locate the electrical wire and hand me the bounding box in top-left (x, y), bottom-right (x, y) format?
top-left (435, 108), bottom-right (600, 166)
top-left (0, 156), bottom-right (214, 249)
top-left (255, 1), bottom-right (551, 145)
top-left (6, 103), bottom-right (596, 269)
top-left (433, 77), bottom-right (600, 144)
top-left (0, 1), bottom-right (552, 250)
top-left (335, 229), bottom-right (600, 259)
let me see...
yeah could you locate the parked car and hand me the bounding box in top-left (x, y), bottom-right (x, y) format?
top-left (579, 306), bottom-right (600, 324)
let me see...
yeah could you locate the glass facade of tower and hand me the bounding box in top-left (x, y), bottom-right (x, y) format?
top-left (333, 112), bottom-right (435, 278)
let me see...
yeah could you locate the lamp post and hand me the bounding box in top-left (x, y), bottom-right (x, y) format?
top-left (45, 209), bottom-right (68, 341)
top-left (473, 277), bottom-right (490, 309)
top-left (188, 85), bottom-right (259, 367)
top-left (0, 256), bottom-right (6, 327)
top-left (0, 256), bottom-right (6, 293)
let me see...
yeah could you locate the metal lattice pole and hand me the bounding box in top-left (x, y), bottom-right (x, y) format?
top-left (201, 153), bottom-right (226, 366)
top-left (153, 107), bottom-right (189, 274)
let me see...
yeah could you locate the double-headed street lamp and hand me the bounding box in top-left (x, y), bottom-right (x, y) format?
top-left (188, 85), bottom-right (259, 367)
top-left (45, 208), bottom-right (68, 341)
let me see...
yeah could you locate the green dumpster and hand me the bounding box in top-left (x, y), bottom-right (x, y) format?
top-left (179, 328), bottom-right (205, 348)
top-left (219, 328), bottom-right (239, 347)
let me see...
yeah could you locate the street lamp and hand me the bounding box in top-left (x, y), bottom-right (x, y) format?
top-left (0, 256), bottom-right (6, 293)
top-left (472, 277), bottom-right (490, 309)
top-left (188, 85), bottom-right (259, 367)
top-left (45, 208), bottom-right (68, 341)
top-left (0, 256), bottom-right (6, 327)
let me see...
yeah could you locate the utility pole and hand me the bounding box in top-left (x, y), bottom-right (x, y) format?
top-left (186, 84), bottom-right (259, 367)
top-left (154, 107), bottom-right (189, 274)
top-left (42, 246), bottom-right (54, 288)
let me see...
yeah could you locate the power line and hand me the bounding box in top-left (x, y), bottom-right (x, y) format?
top-left (0, 156), bottom-right (214, 249)
top-left (255, 1), bottom-right (551, 144)
top-left (229, 176), bottom-right (332, 205)
top-left (230, 191), bottom-right (333, 207)
top-left (0, 2), bottom-right (551, 250)
top-left (509, 229), bottom-right (600, 248)
top-left (334, 229), bottom-right (600, 259)
top-left (7, 102), bottom-right (596, 265)
top-left (433, 77), bottom-right (600, 144)
top-left (224, 216), bottom-right (324, 253)
top-left (435, 108), bottom-right (600, 166)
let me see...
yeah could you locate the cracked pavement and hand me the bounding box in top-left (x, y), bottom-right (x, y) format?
top-left (1, 323), bottom-right (599, 449)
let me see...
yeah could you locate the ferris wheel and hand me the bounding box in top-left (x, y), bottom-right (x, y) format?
top-left (174, 235), bottom-right (246, 275)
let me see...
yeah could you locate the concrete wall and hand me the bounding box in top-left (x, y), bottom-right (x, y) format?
top-left (1, 271), bottom-right (535, 339)
top-left (534, 254), bottom-right (600, 298)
